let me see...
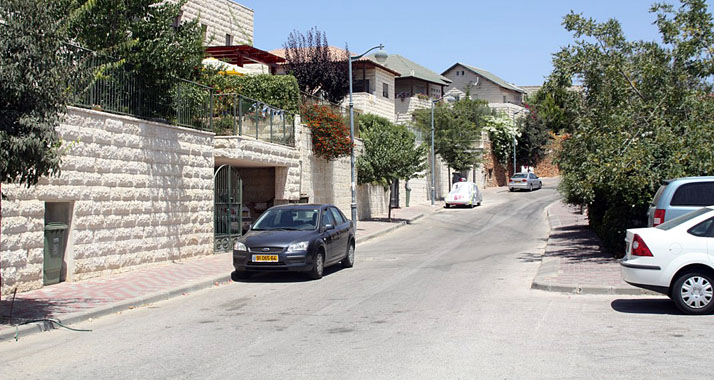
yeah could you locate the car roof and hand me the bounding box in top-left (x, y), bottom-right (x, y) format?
top-left (269, 203), bottom-right (331, 210)
top-left (663, 176), bottom-right (714, 185)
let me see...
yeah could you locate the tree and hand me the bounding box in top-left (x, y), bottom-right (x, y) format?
top-left (545, 0), bottom-right (714, 254)
top-left (283, 27), bottom-right (350, 103)
top-left (515, 95), bottom-right (554, 168)
top-left (1, 0), bottom-right (77, 186)
top-left (66, 0), bottom-right (204, 117)
top-left (413, 98), bottom-right (492, 173)
top-left (482, 113), bottom-right (520, 170)
top-left (357, 114), bottom-right (427, 221)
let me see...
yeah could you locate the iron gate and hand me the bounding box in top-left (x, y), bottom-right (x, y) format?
top-left (214, 165), bottom-right (243, 251)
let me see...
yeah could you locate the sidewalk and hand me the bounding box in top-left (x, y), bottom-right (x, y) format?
top-left (0, 202), bottom-right (441, 341)
top-left (531, 201), bottom-right (655, 295)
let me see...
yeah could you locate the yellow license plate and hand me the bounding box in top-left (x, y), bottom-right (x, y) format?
top-left (252, 255), bottom-right (278, 262)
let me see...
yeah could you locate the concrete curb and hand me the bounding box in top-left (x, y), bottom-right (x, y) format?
top-left (2, 210), bottom-right (431, 342)
top-left (530, 201), bottom-right (658, 296)
top-left (355, 213), bottom-right (425, 245)
top-left (1, 274), bottom-right (232, 342)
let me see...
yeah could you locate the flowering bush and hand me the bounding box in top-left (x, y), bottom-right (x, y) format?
top-left (301, 104), bottom-right (353, 161)
top-left (482, 113), bottom-right (521, 167)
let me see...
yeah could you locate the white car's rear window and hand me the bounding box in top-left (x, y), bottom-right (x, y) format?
top-left (656, 208), bottom-right (712, 230)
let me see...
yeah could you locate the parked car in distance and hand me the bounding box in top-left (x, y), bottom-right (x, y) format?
top-left (508, 172), bottom-right (542, 192)
top-left (232, 204), bottom-right (355, 280)
top-left (621, 206), bottom-right (714, 314)
top-left (445, 181), bottom-right (482, 208)
top-left (647, 176), bottom-right (714, 227)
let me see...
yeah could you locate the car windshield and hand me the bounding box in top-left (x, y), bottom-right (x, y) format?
top-left (252, 208), bottom-right (320, 231)
top-left (512, 174), bottom-right (527, 179)
top-left (656, 207), bottom-right (713, 231)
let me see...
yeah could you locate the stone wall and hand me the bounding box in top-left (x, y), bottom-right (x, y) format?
top-left (352, 93), bottom-right (396, 122)
top-left (1, 107), bottom-right (215, 296)
top-left (395, 96), bottom-right (431, 125)
top-left (181, 0), bottom-right (254, 46)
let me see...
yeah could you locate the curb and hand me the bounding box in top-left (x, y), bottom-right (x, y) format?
top-left (2, 210), bottom-right (431, 342)
top-left (530, 201), bottom-right (658, 296)
top-left (355, 213), bottom-right (425, 245)
top-left (1, 273), bottom-right (231, 342)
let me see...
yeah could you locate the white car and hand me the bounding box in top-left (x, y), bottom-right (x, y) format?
top-left (508, 172), bottom-right (542, 192)
top-left (445, 181), bottom-right (482, 208)
top-left (621, 206), bottom-right (714, 314)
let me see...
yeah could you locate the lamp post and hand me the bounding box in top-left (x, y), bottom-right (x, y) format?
top-left (430, 94), bottom-right (455, 205)
top-left (510, 108), bottom-right (526, 175)
top-left (349, 44), bottom-right (388, 228)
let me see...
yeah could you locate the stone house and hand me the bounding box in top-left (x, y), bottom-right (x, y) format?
top-left (442, 63), bottom-right (526, 106)
top-left (0, 0), bottom-right (407, 297)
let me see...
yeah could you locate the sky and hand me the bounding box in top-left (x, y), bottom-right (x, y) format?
top-left (239, 0), bottom-right (714, 87)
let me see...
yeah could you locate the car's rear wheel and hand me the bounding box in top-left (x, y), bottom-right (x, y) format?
top-left (509, 188), bottom-right (515, 192)
top-left (309, 250), bottom-right (325, 280)
top-left (528, 184), bottom-right (533, 192)
top-left (672, 271), bottom-right (714, 314)
top-left (342, 242), bottom-right (355, 268)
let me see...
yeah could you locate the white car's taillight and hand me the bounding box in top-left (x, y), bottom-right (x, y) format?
top-left (631, 234), bottom-right (653, 257)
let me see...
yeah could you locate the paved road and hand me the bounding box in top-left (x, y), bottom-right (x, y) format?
top-left (2, 180), bottom-right (713, 379)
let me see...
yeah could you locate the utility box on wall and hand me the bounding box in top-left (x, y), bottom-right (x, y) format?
top-left (44, 202), bottom-right (72, 286)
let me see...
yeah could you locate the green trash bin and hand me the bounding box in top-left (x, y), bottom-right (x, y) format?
top-left (44, 222), bottom-right (68, 285)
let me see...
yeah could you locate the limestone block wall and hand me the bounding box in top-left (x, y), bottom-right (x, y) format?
top-left (395, 96), bottom-right (431, 125)
top-left (351, 93), bottom-right (395, 123)
top-left (1, 107), bottom-right (214, 296)
top-left (181, 0), bottom-right (254, 46)
top-left (444, 65), bottom-right (524, 105)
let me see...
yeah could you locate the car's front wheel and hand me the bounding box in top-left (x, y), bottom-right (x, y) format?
top-left (672, 271), bottom-right (714, 315)
top-left (342, 242), bottom-right (355, 268)
top-left (231, 270), bottom-right (251, 281)
top-left (309, 250), bottom-right (325, 280)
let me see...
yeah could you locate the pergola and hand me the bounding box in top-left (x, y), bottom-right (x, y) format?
top-left (204, 45), bottom-right (286, 74)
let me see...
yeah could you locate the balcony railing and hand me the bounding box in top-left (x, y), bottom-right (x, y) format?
top-left (71, 48), bottom-right (295, 147)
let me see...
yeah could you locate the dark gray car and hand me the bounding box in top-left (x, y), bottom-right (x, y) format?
top-left (232, 204), bottom-right (355, 280)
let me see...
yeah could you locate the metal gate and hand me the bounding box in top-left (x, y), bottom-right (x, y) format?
top-left (214, 165), bottom-right (243, 251)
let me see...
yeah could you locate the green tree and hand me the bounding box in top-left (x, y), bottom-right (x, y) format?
top-left (66, 0), bottom-right (204, 117)
top-left (1, 0), bottom-right (77, 186)
top-left (357, 114), bottom-right (427, 221)
top-left (413, 98), bottom-right (491, 173)
top-left (516, 96), bottom-right (553, 168)
top-left (546, 0), bottom-right (714, 253)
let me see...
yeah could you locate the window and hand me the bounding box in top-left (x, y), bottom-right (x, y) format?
top-left (462, 70), bottom-right (465, 75)
top-left (503, 95), bottom-right (507, 103)
top-left (201, 24), bottom-right (208, 39)
top-left (321, 209), bottom-right (336, 227)
top-left (688, 217), bottom-right (714, 237)
top-left (225, 34), bottom-right (233, 46)
top-left (330, 207), bottom-right (346, 225)
top-left (383, 83), bottom-right (389, 98)
top-left (670, 182), bottom-right (714, 206)
top-left (353, 79), bottom-right (370, 93)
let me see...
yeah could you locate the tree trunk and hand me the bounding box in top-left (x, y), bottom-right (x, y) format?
top-left (387, 185), bottom-right (393, 222)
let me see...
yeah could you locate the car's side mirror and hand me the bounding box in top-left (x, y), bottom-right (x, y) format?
top-left (323, 224), bottom-right (335, 231)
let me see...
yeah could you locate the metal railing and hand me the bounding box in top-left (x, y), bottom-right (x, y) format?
top-left (70, 49), bottom-right (295, 146)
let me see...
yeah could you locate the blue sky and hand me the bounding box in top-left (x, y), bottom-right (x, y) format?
top-left (240, 0), bottom-right (714, 86)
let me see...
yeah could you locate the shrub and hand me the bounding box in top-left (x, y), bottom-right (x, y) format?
top-left (301, 104), bottom-right (352, 161)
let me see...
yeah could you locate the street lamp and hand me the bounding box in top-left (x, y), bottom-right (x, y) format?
top-left (348, 44), bottom-right (387, 228)
top-left (430, 94), bottom-right (455, 205)
top-left (510, 108), bottom-right (526, 175)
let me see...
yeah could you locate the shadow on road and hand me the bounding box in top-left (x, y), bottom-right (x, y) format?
top-left (610, 298), bottom-right (682, 315)
top-left (0, 297), bottom-right (104, 326)
top-left (230, 265), bottom-right (346, 284)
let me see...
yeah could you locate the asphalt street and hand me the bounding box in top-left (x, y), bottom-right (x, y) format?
top-left (2, 180), bottom-right (713, 379)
